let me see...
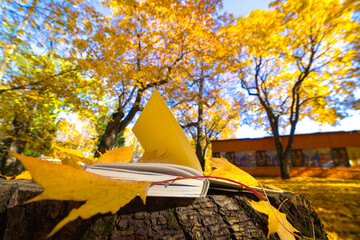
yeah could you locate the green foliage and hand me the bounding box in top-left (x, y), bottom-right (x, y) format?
top-left (0, 0), bottom-right (105, 172)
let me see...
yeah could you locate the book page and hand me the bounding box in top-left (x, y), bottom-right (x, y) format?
top-left (132, 90), bottom-right (203, 173)
top-left (87, 162), bottom-right (201, 177)
top-left (209, 178), bottom-right (283, 193)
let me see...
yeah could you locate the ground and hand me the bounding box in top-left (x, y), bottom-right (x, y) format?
top-left (259, 177), bottom-right (360, 240)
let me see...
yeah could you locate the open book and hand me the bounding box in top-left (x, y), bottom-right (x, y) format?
top-left (86, 90), bottom-right (209, 197)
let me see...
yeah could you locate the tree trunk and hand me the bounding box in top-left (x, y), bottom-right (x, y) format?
top-left (0, 138), bottom-right (12, 172)
top-left (268, 116), bottom-right (290, 180)
top-left (278, 153), bottom-right (290, 180)
top-left (1, 140), bottom-right (25, 175)
top-left (0, 179), bottom-right (328, 240)
top-left (95, 111), bottom-right (125, 157)
top-left (95, 96), bottom-right (141, 157)
top-left (0, 115), bottom-right (27, 175)
top-left (195, 77), bottom-right (205, 169)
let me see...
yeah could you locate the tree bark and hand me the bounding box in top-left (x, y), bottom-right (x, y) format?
top-left (0, 114), bottom-right (28, 175)
top-left (0, 179), bottom-right (328, 240)
top-left (95, 91), bottom-right (143, 157)
top-left (95, 110), bottom-right (125, 157)
top-left (195, 77), bottom-right (205, 169)
top-left (278, 154), bottom-right (290, 180)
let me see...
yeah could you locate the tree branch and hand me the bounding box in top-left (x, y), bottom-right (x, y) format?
top-left (0, 66), bottom-right (80, 94)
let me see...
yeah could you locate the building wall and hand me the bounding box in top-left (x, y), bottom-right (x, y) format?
top-left (212, 131), bottom-right (360, 168)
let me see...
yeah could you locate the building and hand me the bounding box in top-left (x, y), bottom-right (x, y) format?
top-left (211, 131), bottom-right (360, 178)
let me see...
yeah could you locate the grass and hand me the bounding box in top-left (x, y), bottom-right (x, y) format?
top-left (258, 177), bottom-right (360, 240)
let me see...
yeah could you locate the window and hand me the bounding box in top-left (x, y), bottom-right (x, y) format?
top-left (291, 149), bottom-right (304, 166)
top-left (255, 151), bottom-right (267, 166)
top-left (225, 152), bottom-right (235, 164)
top-left (331, 148), bottom-right (350, 167)
top-left (212, 152), bottom-right (220, 158)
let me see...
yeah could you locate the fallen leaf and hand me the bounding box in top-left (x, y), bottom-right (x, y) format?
top-left (55, 146), bottom-right (94, 166)
top-left (263, 183), bottom-right (285, 192)
top-left (60, 157), bottom-right (84, 169)
top-left (15, 170), bottom-right (32, 180)
top-left (56, 146), bottom-right (86, 158)
top-left (12, 153), bottom-right (150, 237)
top-left (96, 145), bottom-right (134, 164)
top-left (205, 157), bottom-right (258, 187)
top-left (249, 200), bottom-right (299, 240)
top-left (56, 145), bottom-right (134, 166)
top-left (0, 173), bottom-right (14, 180)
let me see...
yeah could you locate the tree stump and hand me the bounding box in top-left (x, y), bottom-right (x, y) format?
top-left (0, 179), bottom-right (327, 240)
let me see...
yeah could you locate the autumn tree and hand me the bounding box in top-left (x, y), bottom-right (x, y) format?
top-left (173, 80), bottom-right (241, 168)
top-left (345, 0), bottom-right (360, 109)
top-left (168, 24), bottom-right (242, 168)
top-left (61, 0), bottom-right (227, 156)
top-left (0, 0), bottom-right (104, 174)
top-left (228, 0), bottom-right (359, 179)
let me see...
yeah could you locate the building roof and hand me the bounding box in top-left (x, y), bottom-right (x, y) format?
top-left (211, 131), bottom-right (360, 152)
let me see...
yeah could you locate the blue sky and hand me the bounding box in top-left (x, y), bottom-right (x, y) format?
top-left (222, 0), bottom-right (270, 17)
top-left (221, 0), bottom-right (360, 139)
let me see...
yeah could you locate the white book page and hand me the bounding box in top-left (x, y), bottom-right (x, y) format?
top-left (87, 167), bottom-right (204, 183)
top-left (87, 162), bottom-right (202, 177)
top-left (86, 165), bottom-right (209, 197)
top-left (209, 178), bottom-right (283, 193)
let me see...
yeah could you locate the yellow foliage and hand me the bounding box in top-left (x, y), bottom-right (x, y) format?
top-left (14, 170), bottom-right (32, 180)
top-left (249, 200), bottom-right (299, 240)
top-left (56, 117), bottom-right (99, 154)
top-left (205, 157), bottom-right (258, 187)
top-left (12, 153), bottom-right (150, 237)
top-left (227, 0), bottom-right (358, 133)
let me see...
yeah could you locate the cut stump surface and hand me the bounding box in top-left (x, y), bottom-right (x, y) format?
top-left (0, 180), bottom-right (327, 240)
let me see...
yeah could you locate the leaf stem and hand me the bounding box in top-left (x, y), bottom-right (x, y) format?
top-left (257, 180), bottom-right (303, 239)
top-left (151, 175), bottom-right (266, 200)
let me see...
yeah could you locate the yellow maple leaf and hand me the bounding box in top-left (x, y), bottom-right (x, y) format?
top-left (205, 157), bottom-right (258, 187)
top-left (15, 170), bottom-right (32, 180)
top-left (54, 145), bottom-right (134, 167)
top-left (12, 153), bottom-right (150, 238)
top-left (249, 200), bottom-right (299, 240)
top-left (96, 145), bottom-right (134, 164)
top-left (55, 146), bottom-right (94, 166)
top-left (60, 157), bottom-right (84, 169)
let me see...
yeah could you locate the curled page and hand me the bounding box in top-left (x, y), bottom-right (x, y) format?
top-left (132, 89), bottom-right (203, 174)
